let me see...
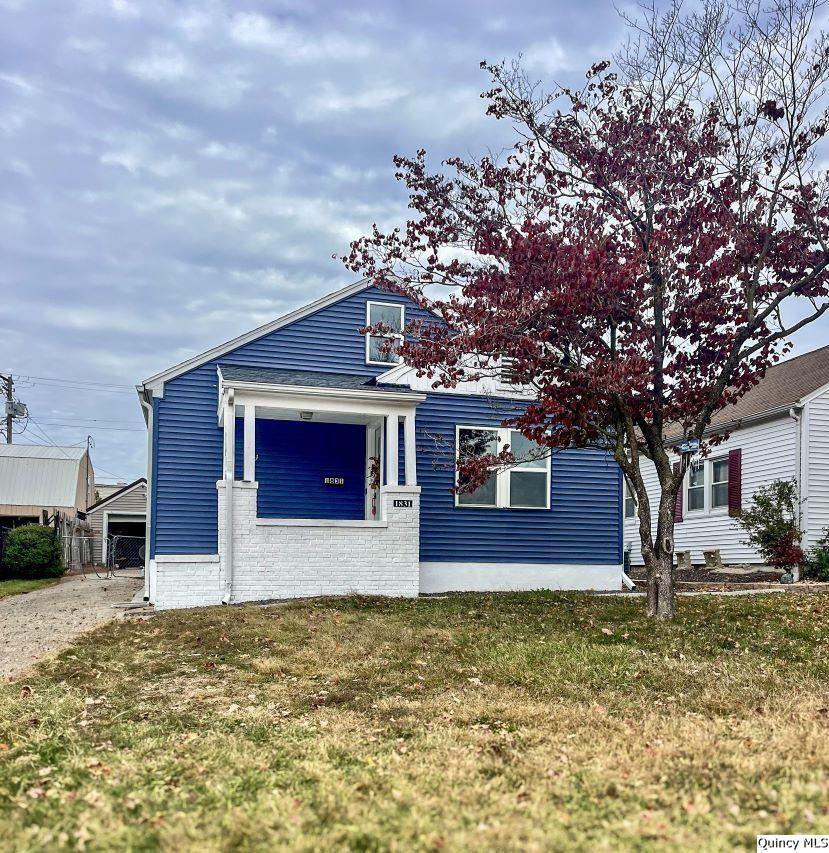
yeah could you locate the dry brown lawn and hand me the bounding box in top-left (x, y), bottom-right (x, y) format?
top-left (0, 591), bottom-right (827, 851)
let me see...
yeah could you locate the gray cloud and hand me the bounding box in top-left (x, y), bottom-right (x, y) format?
top-left (1, 0), bottom-right (825, 480)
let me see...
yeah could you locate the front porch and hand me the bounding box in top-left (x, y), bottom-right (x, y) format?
top-left (152, 367), bottom-right (425, 609)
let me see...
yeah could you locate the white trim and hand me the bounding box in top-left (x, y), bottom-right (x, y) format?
top-left (87, 478), bottom-right (146, 516)
top-left (419, 562), bottom-right (623, 593)
top-left (154, 553), bottom-right (220, 563)
top-left (219, 374), bottom-right (426, 406)
top-left (683, 456), bottom-right (730, 516)
top-left (141, 279), bottom-right (373, 392)
top-left (376, 361), bottom-right (535, 400)
top-left (799, 377), bottom-right (829, 406)
top-left (256, 518), bottom-right (389, 528)
top-left (365, 300), bottom-right (404, 366)
top-left (386, 413), bottom-right (399, 487)
top-left (243, 404), bottom-right (256, 482)
top-left (454, 424), bottom-right (551, 510)
top-left (404, 412), bottom-right (417, 486)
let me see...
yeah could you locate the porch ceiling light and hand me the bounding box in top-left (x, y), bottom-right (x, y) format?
top-left (299, 411), bottom-right (313, 421)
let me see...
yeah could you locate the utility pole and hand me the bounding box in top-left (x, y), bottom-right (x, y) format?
top-left (2, 374), bottom-right (12, 444)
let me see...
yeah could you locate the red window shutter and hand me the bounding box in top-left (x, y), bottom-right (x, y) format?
top-left (728, 448), bottom-right (742, 517)
top-left (673, 462), bottom-right (683, 523)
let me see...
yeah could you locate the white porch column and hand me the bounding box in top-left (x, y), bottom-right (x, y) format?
top-left (243, 404), bottom-right (256, 482)
top-left (385, 413), bottom-right (399, 487)
top-left (223, 392), bottom-right (235, 480)
top-left (222, 390), bottom-right (235, 604)
top-left (404, 412), bottom-right (417, 486)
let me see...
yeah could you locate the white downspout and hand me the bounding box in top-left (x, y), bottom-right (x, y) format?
top-left (222, 389), bottom-right (235, 604)
top-left (790, 405), bottom-right (803, 582)
top-left (139, 395), bottom-right (154, 603)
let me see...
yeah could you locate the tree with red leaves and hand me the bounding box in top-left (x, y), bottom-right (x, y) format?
top-left (345, 0), bottom-right (829, 618)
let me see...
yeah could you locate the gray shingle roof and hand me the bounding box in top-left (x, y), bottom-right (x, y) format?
top-left (218, 365), bottom-right (402, 392)
top-left (708, 343), bottom-right (829, 428)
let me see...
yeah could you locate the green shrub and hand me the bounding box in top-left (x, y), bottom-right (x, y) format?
top-left (1, 524), bottom-right (63, 579)
top-left (735, 479), bottom-right (804, 569)
top-left (803, 528), bottom-right (829, 582)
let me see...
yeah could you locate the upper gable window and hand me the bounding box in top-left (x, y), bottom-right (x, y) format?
top-left (366, 301), bottom-right (404, 365)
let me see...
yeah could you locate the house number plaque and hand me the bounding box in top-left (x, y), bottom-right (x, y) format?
top-left (323, 476), bottom-right (344, 486)
top-left (393, 499), bottom-right (413, 508)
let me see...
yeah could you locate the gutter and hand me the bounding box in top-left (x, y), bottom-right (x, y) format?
top-left (222, 388), bottom-right (235, 605)
top-left (666, 403), bottom-right (797, 446)
top-left (138, 392), bottom-right (154, 603)
top-left (790, 404), bottom-right (804, 582)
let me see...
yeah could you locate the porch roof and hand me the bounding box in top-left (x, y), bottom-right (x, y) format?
top-left (218, 365), bottom-right (407, 394)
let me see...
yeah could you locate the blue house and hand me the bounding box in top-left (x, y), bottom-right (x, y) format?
top-left (138, 280), bottom-right (622, 609)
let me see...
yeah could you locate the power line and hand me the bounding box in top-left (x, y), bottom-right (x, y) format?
top-left (25, 417), bottom-right (130, 482)
top-left (11, 373), bottom-right (134, 390)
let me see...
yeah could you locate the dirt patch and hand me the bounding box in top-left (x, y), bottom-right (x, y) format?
top-left (0, 571), bottom-right (142, 680)
top-left (630, 566), bottom-right (783, 585)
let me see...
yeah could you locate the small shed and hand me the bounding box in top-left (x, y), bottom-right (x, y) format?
top-left (86, 478), bottom-right (147, 567)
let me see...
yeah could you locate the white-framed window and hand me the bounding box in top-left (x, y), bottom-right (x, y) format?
top-left (683, 456), bottom-right (730, 514)
top-left (455, 425), bottom-right (550, 510)
top-left (365, 301), bottom-right (404, 365)
top-left (710, 457), bottom-right (729, 508)
top-left (624, 479), bottom-right (636, 519)
top-left (687, 461), bottom-right (705, 512)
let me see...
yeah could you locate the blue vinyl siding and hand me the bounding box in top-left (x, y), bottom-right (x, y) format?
top-left (152, 287), bottom-right (422, 555)
top-left (415, 393), bottom-right (622, 564)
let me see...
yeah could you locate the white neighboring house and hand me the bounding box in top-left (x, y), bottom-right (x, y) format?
top-left (624, 344), bottom-right (829, 566)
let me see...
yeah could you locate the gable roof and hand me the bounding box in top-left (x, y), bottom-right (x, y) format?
top-left (87, 477), bottom-right (146, 514)
top-left (140, 279), bottom-right (373, 394)
top-left (0, 444), bottom-right (88, 508)
top-left (218, 365), bottom-right (407, 392)
top-left (708, 343), bottom-right (829, 430)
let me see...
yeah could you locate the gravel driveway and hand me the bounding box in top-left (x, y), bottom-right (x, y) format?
top-left (0, 572), bottom-right (143, 680)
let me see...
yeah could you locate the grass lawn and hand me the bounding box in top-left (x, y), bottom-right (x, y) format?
top-left (0, 592), bottom-right (827, 851)
top-left (0, 578), bottom-right (59, 600)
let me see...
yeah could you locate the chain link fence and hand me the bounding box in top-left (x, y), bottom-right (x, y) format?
top-left (106, 535), bottom-right (145, 574)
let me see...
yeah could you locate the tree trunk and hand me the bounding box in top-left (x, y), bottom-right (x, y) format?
top-left (643, 494), bottom-right (677, 619)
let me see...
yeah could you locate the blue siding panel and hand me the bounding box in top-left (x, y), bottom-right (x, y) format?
top-left (415, 393), bottom-right (622, 564)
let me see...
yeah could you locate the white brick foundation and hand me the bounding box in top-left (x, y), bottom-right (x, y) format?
top-left (213, 481), bottom-right (421, 605)
top-left (152, 554), bottom-right (222, 610)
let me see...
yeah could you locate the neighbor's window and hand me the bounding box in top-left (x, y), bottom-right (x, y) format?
top-left (366, 301), bottom-right (404, 365)
top-left (711, 458), bottom-right (729, 508)
top-left (456, 426), bottom-right (550, 509)
top-left (624, 480), bottom-right (636, 519)
top-left (687, 462), bottom-right (705, 511)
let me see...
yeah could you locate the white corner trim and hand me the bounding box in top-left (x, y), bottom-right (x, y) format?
top-left (256, 518), bottom-right (389, 528)
top-left (154, 554), bottom-right (221, 563)
top-left (141, 279), bottom-right (373, 391)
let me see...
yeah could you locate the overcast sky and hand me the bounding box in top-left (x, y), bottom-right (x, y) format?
top-left (2, 0), bottom-right (827, 483)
